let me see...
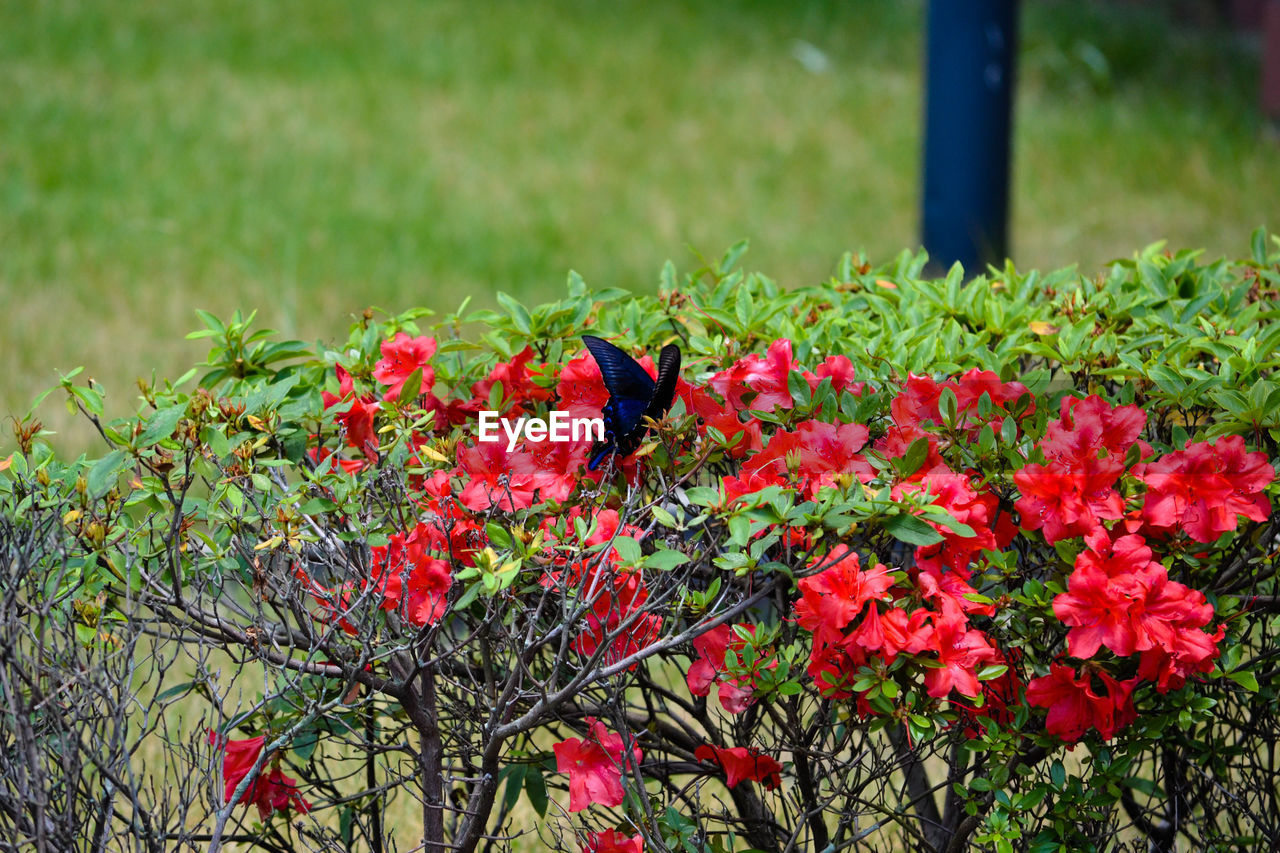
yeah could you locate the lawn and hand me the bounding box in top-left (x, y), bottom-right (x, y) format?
top-left (1, 0), bottom-right (1275, 451)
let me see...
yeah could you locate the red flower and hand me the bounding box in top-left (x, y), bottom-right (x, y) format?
top-left (895, 467), bottom-right (1015, 574)
top-left (470, 346), bottom-right (552, 414)
top-left (1042, 395), bottom-right (1146, 465)
top-left (553, 718), bottom-right (642, 812)
top-left (370, 524), bottom-right (454, 626)
top-left (455, 440), bottom-right (537, 511)
top-left (1014, 396), bottom-right (1154, 543)
top-left (556, 350), bottom-right (612, 421)
top-left (794, 547), bottom-right (894, 646)
top-left (509, 432), bottom-right (592, 503)
top-left (694, 744), bottom-right (783, 790)
top-left (251, 768), bottom-right (312, 820)
top-left (814, 354), bottom-right (865, 397)
top-left (1013, 455), bottom-right (1125, 543)
top-left (1135, 435), bottom-right (1274, 543)
top-left (1024, 663), bottom-right (1137, 744)
top-left (571, 571), bottom-right (663, 669)
top-left (207, 730), bottom-right (310, 819)
top-left (794, 421), bottom-right (874, 494)
top-left (1052, 530), bottom-right (1208, 659)
top-left (373, 333), bottom-right (437, 402)
top-left (847, 602), bottom-right (933, 663)
top-left (686, 386), bottom-right (763, 459)
top-left (582, 829), bottom-right (645, 853)
top-left (890, 371), bottom-right (1031, 439)
top-left (1137, 621), bottom-right (1226, 692)
top-left (708, 339), bottom-right (804, 412)
top-left (805, 637), bottom-right (873, 705)
top-left (922, 615), bottom-right (998, 699)
top-left (321, 365), bottom-right (380, 462)
top-left (685, 623), bottom-right (763, 714)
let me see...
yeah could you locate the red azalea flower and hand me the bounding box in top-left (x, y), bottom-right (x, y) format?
top-left (553, 718), bottom-right (642, 812)
top-left (556, 350), bottom-right (611, 421)
top-left (470, 346), bottom-right (552, 413)
top-left (950, 648), bottom-right (1023, 738)
top-left (794, 421), bottom-right (875, 495)
top-left (321, 365), bottom-right (380, 461)
top-left (373, 333), bottom-right (437, 402)
top-left (894, 467), bottom-right (1013, 573)
top-left (685, 623), bottom-right (767, 714)
top-left (847, 602), bottom-right (934, 663)
top-left (1042, 395), bottom-right (1147, 465)
top-left (921, 615), bottom-right (998, 699)
top-left (1052, 530), bottom-right (1177, 658)
top-left (1013, 454), bottom-right (1125, 543)
top-left (875, 421), bottom-right (946, 473)
top-left (1025, 663), bottom-right (1137, 744)
top-left (806, 636), bottom-right (873, 705)
top-left (890, 370), bottom-right (1031, 439)
top-left (455, 440), bottom-right (537, 511)
top-left (369, 524), bottom-right (454, 626)
top-left (1135, 435), bottom-right (1274, 543)
top-left (694, 744), bottom-right (783, 790)
top-left (686, 386), bottom-right (763, 458)
top-left (207, 731), bottom-right (310, 819)
top-left (709, 339), bottom-right (805, 412)
top-left (539, 508), bottom-right (645, 579)
top-left (794, 546), bottom-right (894, 646)
top-left (208, 729), bottom-right (265, 805)
top-left (509, 432), bottom-right (592, 503)
top-left (913, 562), bottom-right (993, 622)
top-left (1137, 621), bottom-right (1226, 692)
top-left (571, 571), bottom-right (663, 670)
top-left (582, 829), bottom-right (645, 853)
top-left (251, 767), bottom-right (311, 820)
top-left (814, 354), bottom-right (865, 397)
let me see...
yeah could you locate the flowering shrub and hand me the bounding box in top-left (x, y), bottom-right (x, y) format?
top-left (3, 234), bottom-right (1280, 852)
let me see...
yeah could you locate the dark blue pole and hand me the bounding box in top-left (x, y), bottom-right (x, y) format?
top-left (921, 0), bottom-right (1019, 274)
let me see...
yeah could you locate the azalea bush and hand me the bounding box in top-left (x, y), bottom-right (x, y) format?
top-left (4, 234), bottom-right (1280, 853)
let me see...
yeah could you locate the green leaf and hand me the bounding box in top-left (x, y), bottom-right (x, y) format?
top-left (611, 536), bottom-right (642, 565)
top-left (899, 437), bottom-right (929, 477)
top-left (139, 404), bottom-right (186, 445)
top-left (501, 765), bottom-right (525, 813)
top-left (397, 367), bottom-right (424, 406)
top-left (883, 513), bottom-right (944, 547)
top-left (87, 450), bottom-right (127, 499)
top-left (155, 680), bottom-right (196, 703)
top-left (644, 549), bottom-right (690, 571)
top-left (1227, 670), bottom-right (1260, 692)
top-left (523, 765), bottom-right (548, 817)
top-left (485, 523), bottom-right (513, 550)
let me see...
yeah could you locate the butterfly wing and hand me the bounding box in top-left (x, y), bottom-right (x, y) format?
top-left (581, 335), bottom-right (657, 470)
top-left (644, 343), bottom-right (682, 423)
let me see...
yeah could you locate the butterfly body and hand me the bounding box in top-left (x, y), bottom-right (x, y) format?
top-left (581, 335), bottom-right (682, 470)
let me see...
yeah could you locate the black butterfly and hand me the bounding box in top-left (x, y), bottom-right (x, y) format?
top-left (581, 335), bottom-right (682, 470)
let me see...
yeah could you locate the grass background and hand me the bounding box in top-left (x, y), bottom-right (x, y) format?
top-left (1, 0), bottom-right (1275, 452)
top-left (2, 2), bottom-right (1272, 846)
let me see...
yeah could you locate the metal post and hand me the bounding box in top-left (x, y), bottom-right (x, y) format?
top-left (1264, 0), bottom-right (1280, 130)
top-left (921, 0), bottom-right (1019, 275)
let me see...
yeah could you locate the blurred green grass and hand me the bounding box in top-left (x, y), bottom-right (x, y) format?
top-left (1, 0), bottom-right (1275, 452)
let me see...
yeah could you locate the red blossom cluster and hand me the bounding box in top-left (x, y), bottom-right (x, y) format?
top-left (693, 744), bottom-right (784, 790)
top-left (581, 829), bottom-right (645, 853)
top-left (207, 730), bottom-right (310, 820)
top-left (552, 718), bottom-right (642, 812)
top-left (303, 333), bottom-right (1275, 808)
